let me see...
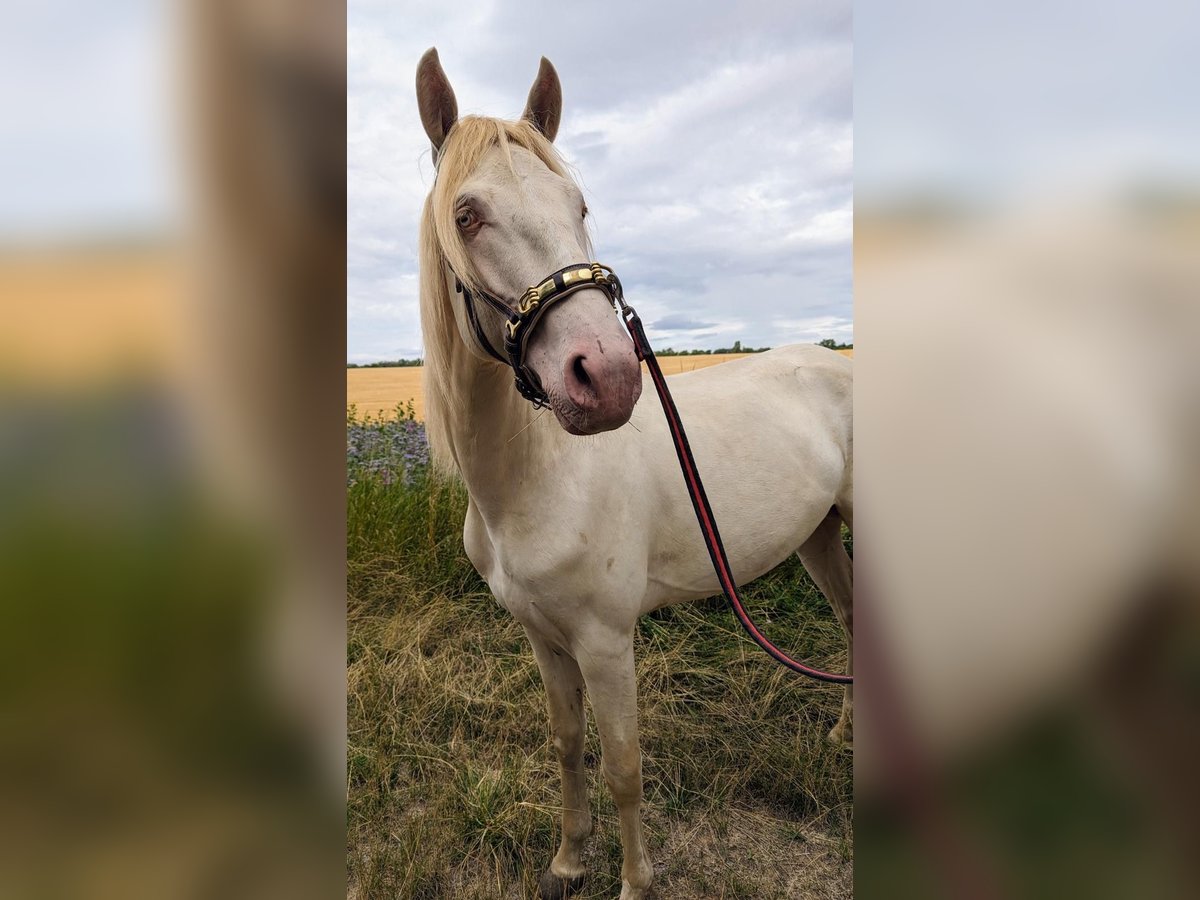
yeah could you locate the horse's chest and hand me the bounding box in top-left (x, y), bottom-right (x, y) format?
top-left (462, 506), bottom-right (636, 617)
top-left (461, 505), bottom-right (499, 585)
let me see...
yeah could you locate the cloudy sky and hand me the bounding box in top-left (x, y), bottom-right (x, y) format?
top-left (0, 1), bottom-right (172, 242)
top-left (855, 0), bottom-right (1200, 206)
top-left (348, 0), bottom-right (852, 363)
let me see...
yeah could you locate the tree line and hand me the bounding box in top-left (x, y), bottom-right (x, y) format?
top-left (348, 339), bottom-right (852, 367)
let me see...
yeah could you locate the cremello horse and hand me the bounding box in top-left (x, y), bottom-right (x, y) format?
top-left (415, 48), bottom-right (853, 900)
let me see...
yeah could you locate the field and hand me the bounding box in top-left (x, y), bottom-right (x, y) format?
top-left (347, 408), bottom-right (853, 899)
top-left (0, 246), bottom-right (182, 385)
top-left (346, 366), bottom-right (429, 420)
top-left (346, 350), bottom-right (852, 421)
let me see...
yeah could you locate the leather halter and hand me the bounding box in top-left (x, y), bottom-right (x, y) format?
top-left (451, 253), bottom-right (851, 683)
top-left (452, 261), bottom-right (625, 408)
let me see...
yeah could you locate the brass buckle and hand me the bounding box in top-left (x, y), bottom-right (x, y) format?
top-left (516, 288), bottom-right (540, 316)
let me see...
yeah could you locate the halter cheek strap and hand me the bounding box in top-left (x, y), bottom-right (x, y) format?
top-left (451, 262), bottom-right (626, 408)
top-left (454, 276), bottom-right (508, 365)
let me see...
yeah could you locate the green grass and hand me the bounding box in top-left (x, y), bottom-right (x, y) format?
top-left (347, 415), bottom-right (853, 898)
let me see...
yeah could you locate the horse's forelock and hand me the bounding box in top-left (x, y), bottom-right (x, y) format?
top-left (419, 116), bottom-right (570, 471)
top-left (429, 117), bottom-right (570, 291)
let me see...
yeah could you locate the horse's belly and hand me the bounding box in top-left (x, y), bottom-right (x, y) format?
top-left (641, 472), bottom-right (836, 609)
top-left (637, 349), bottom-right (851, 608)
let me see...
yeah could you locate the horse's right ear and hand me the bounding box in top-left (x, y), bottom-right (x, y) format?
top-left (416, 47), bottom-right (458, 160)
top-left (522, 57), bottom-right (562, 142)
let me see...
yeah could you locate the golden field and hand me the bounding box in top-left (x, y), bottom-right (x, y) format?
top-left (347, 349), bottom-right (852, 420)
top-left (346, 366), bottom-right (428, 420)
top-left (0, 246), bottom-right (182, 386)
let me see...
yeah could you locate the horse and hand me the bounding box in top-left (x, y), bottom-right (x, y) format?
top-left (414, 48), bottom-right (853, 900)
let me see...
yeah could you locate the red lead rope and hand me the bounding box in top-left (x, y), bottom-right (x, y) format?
top-left (619, 305), bottom-right (852, 684)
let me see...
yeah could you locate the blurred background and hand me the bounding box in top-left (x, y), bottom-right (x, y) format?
top-left (854, 1), bottom-right (1200, 898)
top-left (0, 1), bottom-right (345, 897)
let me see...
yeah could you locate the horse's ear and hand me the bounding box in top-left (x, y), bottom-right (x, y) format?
top-left (522, 57), bottom-right (562, 142)
top-left (416, 47), bottom-right (458, 159)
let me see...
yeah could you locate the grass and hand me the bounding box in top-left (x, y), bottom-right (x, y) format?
top-left (347, 406), bottom-right (853, 898)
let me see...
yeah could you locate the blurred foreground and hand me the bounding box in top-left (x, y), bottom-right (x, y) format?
top-left (854, 1), bottom-right (1200, 896)
top-left (1, 2), bottom-right (345, 897)
top-left (856, 200), bottom-right (1200, 899)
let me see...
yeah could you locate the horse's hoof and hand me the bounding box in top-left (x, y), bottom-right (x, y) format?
top-left (618, 882), bottom-right (654, 900)
top-left (828, 722), bottom-right (853, 750)
top-left (538, 870), bottom-right (584, 900)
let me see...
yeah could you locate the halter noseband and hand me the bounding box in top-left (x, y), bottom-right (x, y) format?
top-left (451, 261), bottom-right (627, 408)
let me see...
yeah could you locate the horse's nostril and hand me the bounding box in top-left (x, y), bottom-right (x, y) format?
top-left (572, 355), bottom-right (591, 388)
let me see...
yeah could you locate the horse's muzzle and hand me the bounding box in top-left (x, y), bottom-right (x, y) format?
top-left (556, 339), bottom-right (642, 434)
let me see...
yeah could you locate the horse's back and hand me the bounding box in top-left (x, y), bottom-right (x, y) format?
top-left (662, 344), bottom-right (852, 441)
top-left (627, 343), bottom-right (852, 606)
top-left (649, 344), bottom-right (852, 498)
top-left (665, 344), bottom-right (850, 387)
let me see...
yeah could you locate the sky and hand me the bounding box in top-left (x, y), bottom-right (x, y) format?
top-left (8, 3), bottom-right (1194, 364)
top-left (347, 0), bottom-right (853, 363)
top-left (854, 0), bottom-right (1200, 207)
top-left (0, 1), bottom-right (172, 243)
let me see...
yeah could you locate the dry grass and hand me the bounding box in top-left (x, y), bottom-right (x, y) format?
top-left (347, 462), bottom-right (853, 898)
top-left (346, 350), bottom-right (853, 422)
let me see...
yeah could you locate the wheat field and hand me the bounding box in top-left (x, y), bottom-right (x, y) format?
top-left (0, 246), bottom-right (182, 385)
top-left (347, 349), bottom-right (852, 420)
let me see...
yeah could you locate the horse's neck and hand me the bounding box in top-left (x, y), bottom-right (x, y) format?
top-left (439, 342), bottom-right (560, 518)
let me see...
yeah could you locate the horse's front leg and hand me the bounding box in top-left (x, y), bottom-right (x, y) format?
top-left (576, 630), bottom-right (653, 900)
top-left (525, 629), bottom-right (592, 899)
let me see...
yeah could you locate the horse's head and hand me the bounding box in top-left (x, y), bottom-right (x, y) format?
top-left (415, 49), bottom-right (642, 435)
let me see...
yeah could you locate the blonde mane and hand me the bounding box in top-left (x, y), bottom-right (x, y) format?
top-left (418, 116), bottom-right (574, 470)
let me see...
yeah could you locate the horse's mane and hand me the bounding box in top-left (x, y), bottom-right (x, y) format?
top-left (419, 116), bottom-right (573, 471)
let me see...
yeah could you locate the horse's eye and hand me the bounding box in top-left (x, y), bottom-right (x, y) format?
top-left (581, 204), bottom-right (588, 219)
top-left (456, 208), bottom-right (478, 229)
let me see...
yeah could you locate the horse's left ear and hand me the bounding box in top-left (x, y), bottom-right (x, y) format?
top-left (522, 57), bottom-right (562, 142)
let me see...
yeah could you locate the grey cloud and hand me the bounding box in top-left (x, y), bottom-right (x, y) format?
top-left (348, 0), bottom-right (852, 361)
top-left (650, 315), bottom-right (718, 332)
